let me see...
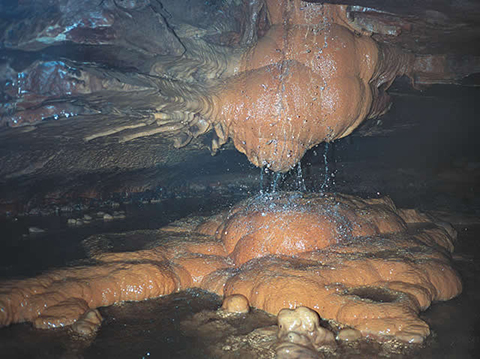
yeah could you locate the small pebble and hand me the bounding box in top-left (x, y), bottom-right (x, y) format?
top-left (396, 331), bottom-right (424, 344)
top-left (28, 227), bottom-right (45, 234)
top-left (60, 206), bottom-right (72, 213)
top-left (336, 328), bottom-right (362, 342)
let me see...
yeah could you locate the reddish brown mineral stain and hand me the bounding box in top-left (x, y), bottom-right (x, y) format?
top-left (0, 192), bottom-right (461, 343)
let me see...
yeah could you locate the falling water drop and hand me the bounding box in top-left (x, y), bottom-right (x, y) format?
top-left (272, 172), bottom-right (282, 193)
top-left (296, 162), bottom-right (307, 192)
top-left (260, 166), bottom-right (265, 194)
top-left (258, 163), bottom-right (307, 195)
top-left (321, 142), bottom-right (330, 192)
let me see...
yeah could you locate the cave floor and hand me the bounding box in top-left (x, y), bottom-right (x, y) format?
top-left (0, 193), bottom-right (479, 359)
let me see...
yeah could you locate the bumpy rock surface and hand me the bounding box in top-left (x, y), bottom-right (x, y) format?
top-left (0, 0), bottom-right (414, 177)
top-left (0, 192), bottom-right (461, 343)
top-left (276, 306), bottom-right (335, 356)
top-left (216, 0), bottom-right (413, 172)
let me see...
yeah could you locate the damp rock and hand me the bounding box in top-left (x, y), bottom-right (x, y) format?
top-left (71, 309), bottom-right (103, 336)
top-left (113, 211), bottom-right (126, 220)
top-left (33, 298), bottom-right (90, 329)
top-left (103, 213), bottom-right (114, 221)
top-left (67, 218), bottom-right (84, 226)
top-left (181, 310), bottom-right (237, 341)
top-left (0, 192), bottom-right (462, 344)
top-left (221, 294), bottom-right (250, 314)
top-left (336, 328), bottom-right (362, 342)
top-left (60, 205), bottom-right (73, 213)
top-left (396, 331), bottom-right (425, 344)
top-left (217, 325), bottom-right (277, 358)
top-left (216, 2), bottom-right (414, 172)
top-left (28, 226), bottom-right (45, 234)
top-left (277, 307), bottom-right (335, 350)
top-left (276, 339), bottom-right (320, 359)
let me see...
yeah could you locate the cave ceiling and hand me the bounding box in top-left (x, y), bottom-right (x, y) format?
top-left (0, 0), bottom-right (479, 210)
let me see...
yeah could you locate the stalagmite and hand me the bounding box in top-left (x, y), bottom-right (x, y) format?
top-left (0, 192), bottom-right (461, 343)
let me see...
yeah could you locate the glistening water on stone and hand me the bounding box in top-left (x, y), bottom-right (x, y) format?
top-left (0, 192), bottom-right (461, 345)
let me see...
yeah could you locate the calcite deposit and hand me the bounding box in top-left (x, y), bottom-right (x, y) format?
top-left (1, 0), bottom-right (414, 175)
top-left (0, 192), bottom-right (461, 343)
top-left (277, 306), bottom-right (335, 348)
top-left (276, 306), bottom-right (335, 358)
top-left (214, 0), bottom-right (414, 171)
top-left (221, 294), bottom-right (251, 314)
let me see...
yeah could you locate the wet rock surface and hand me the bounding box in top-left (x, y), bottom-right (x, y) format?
top-left (1, 0), bottom-right (479, 212)
top-left (0, 192), bottom-right (462, 346)
top-left (0, 0), bottom-right (479, 358)
top-left (1, 0), bottom-right (416, 173)
top-left (0, 190), bottom-right (478, 358)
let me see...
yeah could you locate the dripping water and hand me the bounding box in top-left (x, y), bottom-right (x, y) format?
top-left (259, 162), bottom-right (307, 195)
top-left (319, 142), bottom-right (336, 194)
top-left (321, 142), bottom-right (330, 192)
top-left (272, 171), bottom-right (282, 192)
top-left (260, 166), bottom-right (285, 194)
top-left (260, 165), bottom-right (264, 193)
top-left (296, 163), bottom-right (307, 192)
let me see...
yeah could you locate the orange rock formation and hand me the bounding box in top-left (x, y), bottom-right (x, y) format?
top-left (0, 193), bottom-right (461, 343)
top-left (214, 0), bottom-right (413, 172)
top-left (221, 294), bottom-right (250, 314)
top-left (277, 306), bottom-right (335, 347)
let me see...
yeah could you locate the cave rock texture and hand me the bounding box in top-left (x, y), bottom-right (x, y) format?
top-left (215, 0), bottom-right (413, 171)
top-left (1, 0), bottom-right (415, 172)
top-left (0, 193), bottom-right (461, 343)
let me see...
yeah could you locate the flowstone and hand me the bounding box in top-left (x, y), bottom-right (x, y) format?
top-left (0, 192), bottom-right (461, 344)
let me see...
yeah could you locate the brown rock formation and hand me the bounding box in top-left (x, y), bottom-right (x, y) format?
top-left (214, 0), bottom-right (413, 171)
top-left (0, 0), bottom-right (415, 176)
top-left (221, 294), bottom-right (250, 314)
top-left (0, 192), bottom-right (461, 343)
top-left (203, 193), bottom-right (407, 266)
top-left (277, 306), bottom-right (335, 348)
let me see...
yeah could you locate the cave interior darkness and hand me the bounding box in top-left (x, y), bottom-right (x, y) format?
top-left (0, 0), bottom-right (480, 358)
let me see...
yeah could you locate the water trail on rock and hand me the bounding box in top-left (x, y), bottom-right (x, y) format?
top-left (321, 142), bottom-right (330, 192)
top-left (319, 142), bottom-right (336, 194)
top-left (296, 162), bottom-right (307, 192)
top-left (260, 165), bottom-right (265, 194)
top-left (259, 162), bottom-right (307, 201)
top-left (272, 172), bottom-right (282, 193)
